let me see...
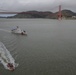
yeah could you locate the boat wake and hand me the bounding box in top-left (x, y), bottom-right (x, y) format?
top-left (0, 29), bottom-right (11, 33)
top-left (0, 42), bottom-right (18, 71)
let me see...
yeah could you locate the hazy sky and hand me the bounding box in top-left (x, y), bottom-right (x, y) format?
top-left (0, 0), bottom-right (76, 12)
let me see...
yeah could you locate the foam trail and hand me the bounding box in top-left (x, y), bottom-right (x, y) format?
top-left (0, 29), bottom-right (11, 33)
top-left (0, 42), bottom-right (18, 70)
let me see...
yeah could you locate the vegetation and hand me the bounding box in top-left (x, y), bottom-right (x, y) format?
top-left (3, 10), bottom-right (76, 19)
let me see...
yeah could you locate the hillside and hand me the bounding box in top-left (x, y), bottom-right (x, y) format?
top-left (7, 10), bottom-right (76, 19)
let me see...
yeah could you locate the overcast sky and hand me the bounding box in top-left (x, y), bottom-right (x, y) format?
top-left (0, 0), bottom-right (76, 12)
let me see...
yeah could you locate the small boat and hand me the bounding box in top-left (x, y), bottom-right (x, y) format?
top-left (11, 26), bottom-right (27, 35)
top-left (1, 59), bottom-right (15, 71)
top-left (7, 63), bottom-right (15, 71)
top-left (0, 42), bottom-right (18, 71)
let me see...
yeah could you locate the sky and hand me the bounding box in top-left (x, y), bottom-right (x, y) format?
top-left (0, 0), bottom-right (76, 13)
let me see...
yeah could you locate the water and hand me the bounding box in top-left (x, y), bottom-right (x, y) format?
top-left (0, 19), bottom-right (76, 75)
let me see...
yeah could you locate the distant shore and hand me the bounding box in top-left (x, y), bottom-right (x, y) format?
top-left (7, 9), bottom-right (76, 19)
top-left (0, 9), bottom-right (76, 19)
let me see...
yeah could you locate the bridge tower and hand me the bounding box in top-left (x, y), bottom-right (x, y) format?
top-left (58, 5), bottom-right (62, 20)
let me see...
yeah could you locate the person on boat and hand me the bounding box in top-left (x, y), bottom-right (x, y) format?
top-left (16, 26), bottom-right (19, 29)
top-left (23, 30), bottom-right (26, 32)
top-left (16, 26), bottom-right (22, 32)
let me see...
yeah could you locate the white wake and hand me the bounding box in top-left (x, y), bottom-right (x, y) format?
top-left (0, 29), bottom-right (11, 33)
top-left (0, 42), bottom-right (18, 70)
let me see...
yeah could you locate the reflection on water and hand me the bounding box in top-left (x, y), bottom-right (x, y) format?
top-left (0, 19), bottom-right (76, 75)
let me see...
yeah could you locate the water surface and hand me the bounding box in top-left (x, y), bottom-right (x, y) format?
top-left (0, 19), bottom-right (76, 75)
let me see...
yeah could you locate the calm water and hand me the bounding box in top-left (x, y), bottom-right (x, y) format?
top-left (0, 19), bottom-right (76, 75)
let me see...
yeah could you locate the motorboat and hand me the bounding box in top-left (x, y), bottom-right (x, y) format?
top-left (0, 42), bottom-right (18, 71)
top-left (11, 26), bottom-right (27, 35)
top-left (0, 53), bottom-right (15, 71)
top-left (7, 63), bottom-right (15, 71)
top-left (0, 59), bottom-right (15, 71)
top-left (11, 29), bottom-right (27, 35)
